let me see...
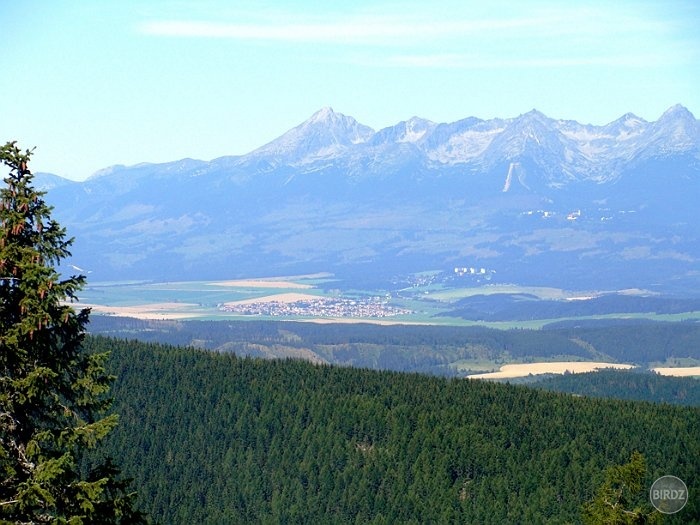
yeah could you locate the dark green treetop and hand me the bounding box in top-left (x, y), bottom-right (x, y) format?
top-left (582, 451), bottom-right (661, 524)
top-left (0, 142), bottom-right (145, 523)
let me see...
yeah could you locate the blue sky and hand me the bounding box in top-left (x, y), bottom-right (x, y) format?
top-left (1, 0), bottom-right (698, 180)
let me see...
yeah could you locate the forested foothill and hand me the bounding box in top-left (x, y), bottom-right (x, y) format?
top-left (91, 336), bottom-right (698, 523)
top-left (535, 369), bottom-right (700, 406)
top-left (87, 315), bottom-right (700, 374)
top-left (439, 292), bottom-right (700, 321)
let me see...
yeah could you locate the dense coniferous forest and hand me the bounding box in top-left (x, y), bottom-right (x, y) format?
top-left (534, 369), bottom-right (700, 406)
top-left (87, 316), bottom-right (700, 375)
top-left (87, 336), bottom-right (699, 524)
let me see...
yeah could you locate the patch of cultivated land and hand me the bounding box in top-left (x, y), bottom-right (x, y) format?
top-left (467, 362), bottom-right (636, 380)
top-left (76, 302), bottom-right (205, 320)
top-left (223, 292), bottom-right (321, 305)
top-left (651, 367), bottom-right (700, 377)
top-left (212, 279), bottom-right (313, 289)
top-left (74, 278), bottom-right (700, 329)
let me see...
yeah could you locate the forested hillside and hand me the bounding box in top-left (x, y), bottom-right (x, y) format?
top-left (89, 336), bottom-right (699, 524)
top-left (87, 316), bottom-right (700, 375)
top-left (534, 369), bottom-right (700, 406)
top-left (442, 293), bottom-right (700, 321)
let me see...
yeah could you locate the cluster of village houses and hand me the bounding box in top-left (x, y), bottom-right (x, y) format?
top-left (220, 296), bottom-right (413, 318)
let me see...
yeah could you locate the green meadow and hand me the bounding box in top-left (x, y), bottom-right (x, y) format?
top-left (74, 278), bottom-right (700, 327)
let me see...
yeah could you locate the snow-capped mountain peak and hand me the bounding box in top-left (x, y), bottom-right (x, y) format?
top-left (371, 117), bottom-right (436, 146)
top-left (249, 107), bottom-right (375, 163)
top-left (42, 104), bottom-right (700, 289)
top-left (308, 106), bottom-right (337, 123)
top-left (642, 105), bottom-right (699, 157)
top-left (398, 117), bottom-right (435, 143)
top-left (518, 109), bottom-right (548, 121)
top-left (239, 105), bottom-right (697, 183)
top-left (659, 104), bottom-right (696, 122)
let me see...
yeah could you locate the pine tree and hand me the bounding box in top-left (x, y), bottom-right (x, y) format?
top-left (0, 142), bottom-right (146, 523)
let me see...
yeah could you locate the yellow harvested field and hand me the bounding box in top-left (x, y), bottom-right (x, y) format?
top-left (223, 292), bottom-right (321, 306)
top-left (72, 302), bottom-right (204, 320)
top-left (652, 367), bottom-right (700, 377)
top-left (212, 279), bottom-right (312, 289)
top-left (468, 361), bottom-right (635, 380)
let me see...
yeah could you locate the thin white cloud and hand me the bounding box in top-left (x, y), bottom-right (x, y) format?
top-left (377, 52), bottom-right (680, 69)
top-left (137, 7), bottom-right (696, 70)
top-left (138, 4), bottom-right (680, 46)
top-left (138, 14), bottom-right (581, 44)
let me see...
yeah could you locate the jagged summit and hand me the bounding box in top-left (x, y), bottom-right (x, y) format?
top-left (659, 104), bottom-right (695, 121)
top-left (609, 112), bottom-right (646, 127)
top-left (370, 117), bottom-right (436, 146)
top-left (642, 104), bottom-right (699, 155)
top-left (249, 107), bottom-right (374, 162)
top-left (518, 109), bottom-right (548, 120)
top-left (618, 112), bottom-right (644, 121)
top-left (307, 106), bottom-right (340, 123)
top-left (247, 104), bottom-right (697, 163)
top-left (71, 105), bottom-right (700, 187)
top-left (601, 113), bottom-right (647, 141)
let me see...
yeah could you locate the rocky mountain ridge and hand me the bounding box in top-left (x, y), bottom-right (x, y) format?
top-left (223, 104), bottom-right (699, 186)
top-left (36, 105), bottom-right (700, 291)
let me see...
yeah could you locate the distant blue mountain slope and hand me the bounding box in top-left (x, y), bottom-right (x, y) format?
top-left (42, 106), bottom-right (700, 291)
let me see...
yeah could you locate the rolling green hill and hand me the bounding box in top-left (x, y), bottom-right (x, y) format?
top-left (89, 336), bottom-right (699, 524)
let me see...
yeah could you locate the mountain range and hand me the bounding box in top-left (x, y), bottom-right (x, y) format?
top-left (38, 105), bottom-right (700, 292)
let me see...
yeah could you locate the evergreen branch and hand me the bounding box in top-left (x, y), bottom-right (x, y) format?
top-left (0, 141), bottom-right (146, 522)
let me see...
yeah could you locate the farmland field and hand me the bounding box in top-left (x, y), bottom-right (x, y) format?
top-left (74, 276), bottom-right (700, 327)
top-left (467, 361), bottom-right (636, 379)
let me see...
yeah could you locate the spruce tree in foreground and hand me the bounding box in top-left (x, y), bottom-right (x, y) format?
top-left (582, 451), bottom-right (661, 524)
top-left (0, 142), bottom-right (145, 523)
